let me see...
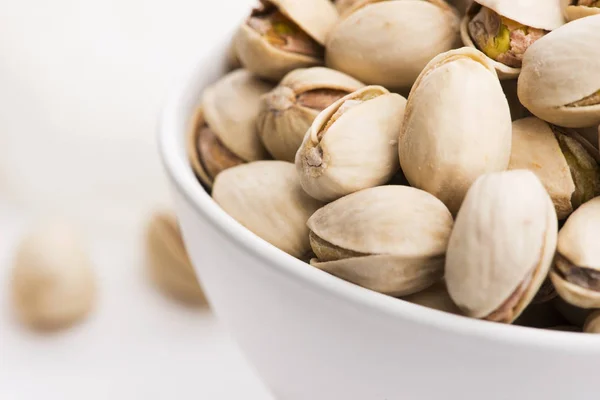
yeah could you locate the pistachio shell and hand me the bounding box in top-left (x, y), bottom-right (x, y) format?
top-left (187, 108), bottom-right (214, 188)
top-left (234, 0), bottom-right (336, 81)
top-left (584, 310), bottom-right (600, 333)
top-left (334, 0), bottom-right (362, 15)
top-left (399, 47), bottom-right (512, 215)
top-left (474, 0), bottom-right (565, 30)
top-left (296, 86), bottom-right (406, 202)
top-left (145, 211), bottom-right (207, 306)
top-left (257, 67), bottom-right (364, 162)
top-left (448, 0), bottom-right (473, 14)
top-left (563, 0), bottom-right (600, 22)
top-left (308, 185), bottom-right (454, 296)
top-left (508, 117), bottom-right (575, 220)
top-left (551, 197), bottom-right (600, 308)
top-left (212, 161), bottom-right (324, 258)
top-left (402, 280), bottom-right (462, 315)
top-left (446, 170), bottom-right (558, 323)
top-left (326, 0), bottom-right (460, 91)
top-left (518, 15), bottom-right (600, 128)
top-left (202, 69), bottom-right (272, 162)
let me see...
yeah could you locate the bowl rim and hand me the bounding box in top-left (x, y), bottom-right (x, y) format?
top-left (158, 38), bottom-right (600, 353)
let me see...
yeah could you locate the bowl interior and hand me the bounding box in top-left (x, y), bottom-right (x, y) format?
top-left (159, 21), bottom-right (600, 353)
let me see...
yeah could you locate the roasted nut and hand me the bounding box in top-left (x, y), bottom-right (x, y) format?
top-left (563, 0), bottom-right (600, 22)
top-left (518, 14), bottom-right (600, 128)
top-left (296, 86), bottom-right (406, 202)
top-left (446, 170), bottom-right (558, 323)
top-left (461, 0), bottom-right (564, 79)
top-left (402, 280), bottom-right (461, 315)
top-left (551, 197), bottom-right (600, 309)
top-left (584, 310), bottom-right (600, 333)
top-left (326, 0), bottom-right (460, 91)
top-left (399, 47), bottom-right (512, 215)
top-left (145, 211), bottom-right (207, 306)
top-left (187, 70), bottom-right (273, 188)
top-left (10, 220), bottom-right (96, 330)
top-left (508, 117), bottom-right (600, 220)
top-left (213, 161), bottom-right (324, 258)
top-left (308, 185), bottom-right (454, 297)
top-left (234, 0), bottom-right (338, 81)
top-left (257, 67), bottom-right (364, 162)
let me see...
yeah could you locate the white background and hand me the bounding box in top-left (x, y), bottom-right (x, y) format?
top-left (0, 1), bottom-right (272, 398)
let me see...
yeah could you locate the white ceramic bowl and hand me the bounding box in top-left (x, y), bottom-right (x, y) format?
top-left (159, 22), bottom-right (600, 400)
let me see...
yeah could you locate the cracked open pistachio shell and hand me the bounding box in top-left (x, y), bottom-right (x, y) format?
top-left (584, 310), bottom-right (600, 333)
top-left (145, 211), bottom-right (207, 306)
top-left (334, 0), bottom-right (362, 15)
top-left (402, 280), bottom-right (461, 315)
top-left (326, 0), bottom-right (460, 91)
top-left (562, 0), bottom-right (600, 22)
top-left (461, 0), bottom-right (564, 79)
top-left (399, 47), bottom-right (512, 215)
top-left (446, 170), bottom-right (558, 323)
top-left (187, 70), bottom-right (273, 188)
top-left (308, 186), bottom-right (453, 297)
top-left (551, 197), bottom-right (600, 309)
top-left (508, 117), bottom-right (600, 220)
top-left (234, 0), bottom-right (337, 81)
top-left (257, 67), bottom-right (364, 162)
top-left (296, 86), bottom-right (406, 202)
top-left (518, 15), bottom-right (600, 128)
top-left (213, 161), bottom-right (324, 259)
top-left (448, 0), bottom-right (473, 15)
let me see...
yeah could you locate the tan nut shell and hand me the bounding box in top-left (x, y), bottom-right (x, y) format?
top-left (296, 86), bottom-right (406, 202)
top-left (584, 310), bottom-right (600, 333)
top-left (562, 0), bottom-right (600, 22)
top-left (551, 197), bottom-right (600, 308)
top-left (402, 280), bottom-right (461, 315)
top-left (187, 107), bottom-right (213, 188)
top-left (212, 161), bottom-right (324, 258)
top-left (234, 0), bottom-right (337, 81)
top-left (326, 0), bottom-right (460, 91)
top-left (508, 117), bottom-right (575, 220)
top-left (446, 170), bottom-right (558, 321)
top-left (335, 0), bottom-right (362, 15)
top-left (202, 69), bottom-right (272, 162)
top-left (145, 211), bottom-right (207, 305)
top-left (257, 67), bottom-right (364, 162)
top-left (518, 15), bottom-right (600, 128)
top-left (11, 220), bottom-right (96, 330)
top-left (308, 185), bottom-right (453, 297)
top-left (399, 47), bottom-right (512, 215)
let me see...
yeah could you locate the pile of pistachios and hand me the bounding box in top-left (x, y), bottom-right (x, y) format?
top-left (187, 0), bottom-right (600, 333)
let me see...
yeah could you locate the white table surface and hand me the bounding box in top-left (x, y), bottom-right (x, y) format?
top-left (0, 1), bottom-right (272, 398)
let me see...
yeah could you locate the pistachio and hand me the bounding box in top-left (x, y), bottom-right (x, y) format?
top-left (10, 220), bottom-right (96, 330)
top-left (145, 211), bottom-right (207, 306)
top-left (508, 117), bottom-right (600, 220)
top-left (402, 280), bottom-right (461, 315)
top-left (553, 296), bottom-right (592, 327)
top-left (326, 0), bottom-right (460, 91)
top-left (308, 185), bottom-right (453, 297)
top-left (334, 0), bottom-right (362, 15)
top-left (446, 170), bottom-right (558, 323)
top-left (461, 0), bottom-right (564, 78)
top-left (447, 0), bottom-right (473, 15)
top-left (296, 86), bottom-right (405, 202)
top-left (257, 67), bottom-right (364, 162)
top-left (518, 15), bottom-right (600, 128)
top-left (551, 197), bottom-right (600, 309)
top-left (234, 0), bottom-right (338, 81)
top-left (563, 0), bottom-right (600, 22)
top-left (212, 161), bottom-right (324, 258)
top-left (583, 310), bottom-right (600, 333)
top-left (187, 70), bottom-right (273, 188)
top-left (532, 277), bottom-right (557, 304)
top-left (399, 47), bottom-right (512, 215)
